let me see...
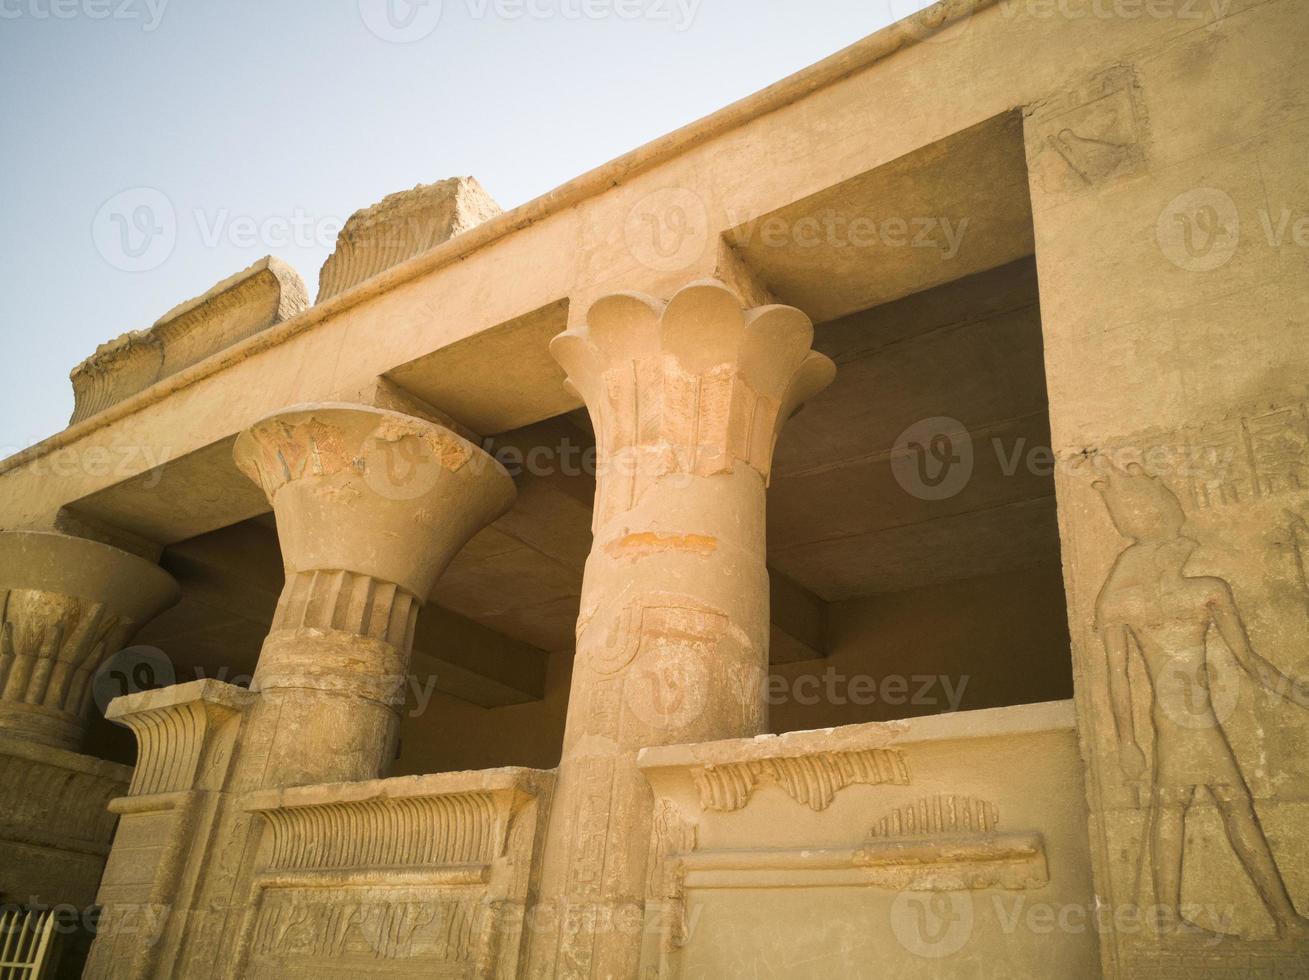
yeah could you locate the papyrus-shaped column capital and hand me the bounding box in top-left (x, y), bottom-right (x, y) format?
top-left (0, 531), bottom-right (179, 751)
top-left (234, 402), bottom-right (515, 604)
top-left (550, 280), bottom-right (834, 528)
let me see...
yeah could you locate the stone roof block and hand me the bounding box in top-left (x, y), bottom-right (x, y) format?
top-left (316, 176), bottom-right (502, 303)
top-left (69, 256), bottom-right (308, 425)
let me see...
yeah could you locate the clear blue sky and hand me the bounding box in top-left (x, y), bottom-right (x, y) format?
top-left (0, 0), bottom-right (913, 455)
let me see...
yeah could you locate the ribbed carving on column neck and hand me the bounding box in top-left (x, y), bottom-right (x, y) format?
top-left (270, 569), bottom-right (419, 653)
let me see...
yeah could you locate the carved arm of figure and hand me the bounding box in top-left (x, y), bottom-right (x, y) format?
top-left (1103, 622), bottom-right (1149, 779)
top-left (1208, 581), bottom-right (1309, 710)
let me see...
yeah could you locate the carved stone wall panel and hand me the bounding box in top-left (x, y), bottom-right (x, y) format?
top-left (245, 885), bottom-right (487, 977)
top-left (0, 734), bottom-right (129, 908)
top-left (227, 768), bottom-right (554, 979)
top-left (1026, 65), bottom-right (1150, 198)
top-left (1057, 406), bottom-right (1309, 973)
top-left (84, 681), bottom-right (255, 980)
top-left (637, 702), bottom-right (1098, 978)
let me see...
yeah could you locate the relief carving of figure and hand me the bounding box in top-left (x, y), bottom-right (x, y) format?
top-left (1094, 463), bottom-right (1309, 940)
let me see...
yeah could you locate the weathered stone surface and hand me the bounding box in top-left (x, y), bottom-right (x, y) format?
top-left (527, 280), bottom-right (834, 976)
top-left (236, 768), bottom-right (554, 978)
top-left (231, 402), bottom-right (517, 789)
top-left (0, 733), bottom-right (129, 908)
top-left (3, 2), bottom-right (1307, 977)
top-left (0, 530), bottom-right (179, 751)
top-left (69, 256), bottom-right (308, 424)
top-left (85, 680), bottom-right (254, 980)
top-left (316, 177), bottom-right (502, 303)
top-left (635, 702), bottom-right (1096, 978)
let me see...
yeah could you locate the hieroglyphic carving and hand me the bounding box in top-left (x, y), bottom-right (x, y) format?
top-left (1128, 404), bottom-right (1309, 512)
top-left (869, 794), bottom-right (999, 838)
top-left (1028, 65), bottom-right (1148, 194)
top-left (236, 770), bottom-right (553, 979)
top-left (643, 799), bottom-right (698, 955)
top-left (690, 748), bottom-right (910, 812)
top-left (248, 888), bottom-right (481, 969)
top-left (587, 595), bottom-right (728, 677)
top-left (1094, 462), bottom-right (1309, 940)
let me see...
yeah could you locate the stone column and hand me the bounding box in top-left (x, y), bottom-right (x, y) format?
top-left (0, 530), bottom-right (179, 752)
top-left (231, 402), bottom-right (516, 789)
top-left (527, 280), bottom-right (835, 977)
top-left (0, 529), bottom-right (176, 943)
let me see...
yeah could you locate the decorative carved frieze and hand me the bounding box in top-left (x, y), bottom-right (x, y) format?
top-left (257, 791), bottom-right (498, 872)
top-left (238, 768), bottom-right (554, 979)
top-left (69, 256), bottom-right (307, 423)
top-left (691, 748), bottom-right (911, 813)
top-left (869, 793), bottom-right (999, 838)
top-left (108, 679), bottom-right (255, 798)
top-left (316, 177), bottom-right (502, 302)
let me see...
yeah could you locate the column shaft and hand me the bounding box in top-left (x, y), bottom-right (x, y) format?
top-left (529, 281), bottom-right (834, 977)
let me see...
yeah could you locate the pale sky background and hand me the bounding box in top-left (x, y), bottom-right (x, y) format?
top-left (0, 0), bottom-right (919, 456)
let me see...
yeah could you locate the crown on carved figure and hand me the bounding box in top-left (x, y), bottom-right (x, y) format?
top-left (1092, 461), bottom-right (1185, 542)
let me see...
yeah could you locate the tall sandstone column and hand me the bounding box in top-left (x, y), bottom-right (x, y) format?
top-left (528, 280), bottom-right (835, 977)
